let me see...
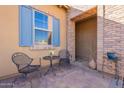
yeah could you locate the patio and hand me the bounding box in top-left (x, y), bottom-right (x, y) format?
top-left (0, 61), bottom-right (123, 88)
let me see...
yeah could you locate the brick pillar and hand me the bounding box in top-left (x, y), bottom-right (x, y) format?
top-left (67, 9), bottom-right (76, 62)
top-left (66, 8), bottom-right (83, 62)
top-left (97, 5), bottom-right (104, 71)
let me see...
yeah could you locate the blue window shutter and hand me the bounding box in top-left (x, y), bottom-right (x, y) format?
top-left (52, 17), bottom-right (60, 47)
top-left (19, 6), bottom-right (33, 46)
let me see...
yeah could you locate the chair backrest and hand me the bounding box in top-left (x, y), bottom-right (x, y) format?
top-left (59, 49), bottom-right (70, 59)
top-left (12, 52), bottom-right (33, 69)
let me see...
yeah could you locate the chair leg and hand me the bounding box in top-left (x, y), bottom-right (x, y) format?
top-left (23, 73), bottom-right (27, 80)
top-left (59, 60), bottom-right (62, 66)
top-left (39, 69), bottom-right (42, 78)
top-left (58, 60), bottom-right (62, 69)
top-left (51, 67), bottom-right (56, 76)
top-left (122, 77), bottom-right (124, 88)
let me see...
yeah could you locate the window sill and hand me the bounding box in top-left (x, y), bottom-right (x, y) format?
top-left (30, 45), bottom-right (55, 50)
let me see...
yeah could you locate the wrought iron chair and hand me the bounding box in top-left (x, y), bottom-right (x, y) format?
top-left (58, 49), bottom-right (72, 66)
top-left (12, 52), bottom-right (41, 87)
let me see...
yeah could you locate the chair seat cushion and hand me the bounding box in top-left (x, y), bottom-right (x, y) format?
top-left (19, 65), bottom-right (40, 73)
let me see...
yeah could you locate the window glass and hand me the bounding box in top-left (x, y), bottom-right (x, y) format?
top-left (35, 29), bottom-right (52, 45)
top-left (35, 11), bottom-right (48, 29)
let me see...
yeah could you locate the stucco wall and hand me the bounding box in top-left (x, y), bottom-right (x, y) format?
top-left (0, 5), bottom-right (67, 77)
top-left (76, 16), bottom-right (97, 61)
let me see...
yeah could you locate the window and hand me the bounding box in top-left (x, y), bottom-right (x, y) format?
top-left (19, 6), bottom-right (60, 49)
top-left (35, 11), bottom-right (48, 29)
top-left (34, 11), bottom-right (52, 46)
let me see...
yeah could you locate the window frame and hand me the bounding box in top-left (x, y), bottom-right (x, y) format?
top-left (32, 9), bottom-right (53, 49)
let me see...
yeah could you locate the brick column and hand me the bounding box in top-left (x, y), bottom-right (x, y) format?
top-left (67, 9), bottom-right (76, 62)
top-left (67, 8), bottom-right (83, 62)
top-left (97, 5), bottom-right (104, 71)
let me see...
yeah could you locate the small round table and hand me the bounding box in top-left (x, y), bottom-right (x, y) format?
top-left (43, 55), bottom-right (59, 75)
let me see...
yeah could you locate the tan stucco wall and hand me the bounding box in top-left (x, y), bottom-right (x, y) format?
top-left (76, 16), bottom-right (97, 61)
top-left (0, 5), bottom-right (67, 77)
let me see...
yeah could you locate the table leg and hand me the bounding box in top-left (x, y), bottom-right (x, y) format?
top-left (44, 67), bottom-right (51, 76)
top-left (44, 59), bottom-right (56, 76)
top-left (39, 57), bottom-right (42, 77)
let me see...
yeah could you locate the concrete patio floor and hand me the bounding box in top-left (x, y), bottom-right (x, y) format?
top-left (0, 61), bottom-right (123, 88)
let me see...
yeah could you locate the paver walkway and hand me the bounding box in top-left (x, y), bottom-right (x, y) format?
top-left (0, 61), bottom-right (123, 88)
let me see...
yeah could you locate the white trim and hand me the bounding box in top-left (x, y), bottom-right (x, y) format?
top-left (51, 17), bottom-right (53, 45)
top-left (34, 8), bottom-right (48, 17)
top-left (31, 45), bottom-right (54, 50)
top-left (32, 9), bottom-right (35, 47)
top-left (32, 9), bottom-right (53, 49)
top-left (34, 27), bottom-right (52, 32)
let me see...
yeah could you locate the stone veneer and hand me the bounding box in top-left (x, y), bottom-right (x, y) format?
top-left (103, 5), bottom-right (124, 75)
top-left (67, 7), bottom-right (82, 62)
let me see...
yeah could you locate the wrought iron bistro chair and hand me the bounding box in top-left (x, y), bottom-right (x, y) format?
top-left (12, 52), bottom-right (41, 86)
top-left (58, 49), bottom-right (72, 66)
